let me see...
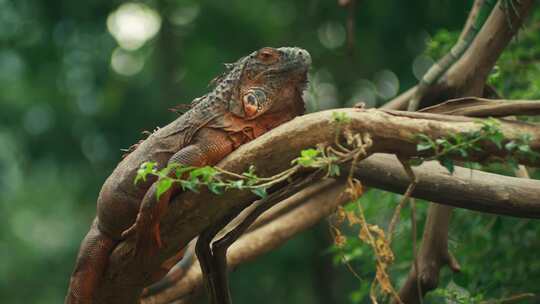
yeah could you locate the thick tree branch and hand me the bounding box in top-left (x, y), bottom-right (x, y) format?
top-left (355, 154), bottom-right (540, 218)
top-left (143, 180), bottom-right (351, 304)
top-left (421, 97), bottom-right (540, 117)
top-left (94, 107), bottom-right (540, 303)
top-left (445, 0), bottom-right (535, 96)
top-left (396, 1), bottom-right (535, 302)
top-left (144, 152), bottom-right (540, 303)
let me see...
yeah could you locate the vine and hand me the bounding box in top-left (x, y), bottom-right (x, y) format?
top-left (415, 118), bottom-right (539, 173)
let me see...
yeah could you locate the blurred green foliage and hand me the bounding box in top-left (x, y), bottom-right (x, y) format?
top-left (334, 8), bottom-right (540, 304)
top-left (0, 0), bottom-right (538, 303)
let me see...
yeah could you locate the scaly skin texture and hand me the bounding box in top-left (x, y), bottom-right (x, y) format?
top-left (65, 47), bottom-right (311, 304)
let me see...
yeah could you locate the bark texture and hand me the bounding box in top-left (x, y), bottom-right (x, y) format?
top-left (98, 107), bottom-right (540, 303)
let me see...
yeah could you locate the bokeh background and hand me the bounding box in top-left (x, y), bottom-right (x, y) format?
top-left (1, 0), bottom-right (539, 303)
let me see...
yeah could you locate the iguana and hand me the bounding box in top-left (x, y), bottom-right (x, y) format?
top-left (65, 46), bottom-right (311, 303)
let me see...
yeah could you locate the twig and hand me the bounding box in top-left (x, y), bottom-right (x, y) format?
top-left (387, 157), bottom-right (418, 244)
top-left (410, 198), bottom-right (423, 304)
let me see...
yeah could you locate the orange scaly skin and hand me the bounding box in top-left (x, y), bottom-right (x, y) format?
top-left (65, 47), bottom-right (311, 304)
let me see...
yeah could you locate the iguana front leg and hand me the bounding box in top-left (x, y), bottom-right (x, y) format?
top-left (122, 128), bottom-right (235, 257)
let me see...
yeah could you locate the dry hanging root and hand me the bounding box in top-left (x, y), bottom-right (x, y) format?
top-left (328, 126), bottom-right (427, 304)
top-left (327, 129), bottom-right (402, 304)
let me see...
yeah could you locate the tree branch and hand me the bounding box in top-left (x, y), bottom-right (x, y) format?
top-left (143, 180), bottom-right (351, 304)
top-left (94, 107), bottom-right (540, 303)
top-left (143, 151), bottom-right (540, 303)
top-left (420, 97), bottom-right (540, 117)
top-left (354, 154), bottom-right (540, 218)
top-left (445, 0), bottom-right (535, 96)
top-left (396, 0), bottom-right (535, 302)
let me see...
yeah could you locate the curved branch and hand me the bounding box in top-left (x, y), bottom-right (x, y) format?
top-left (355, 154), bottom-right (540, 218)
top-left (397, 0), bottom-right (536, 301)
top-left (94, 107), bottom-right (540, 303)
top-left (144, 151), bottom-right (540, 303)
top-left (143, 180), bottom-right (351, 304)
top-left (421, 97), bottom-right (540, 117)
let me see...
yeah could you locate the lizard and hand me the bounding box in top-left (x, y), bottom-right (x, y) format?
top-left (65, 46), bottom-right (311, 304)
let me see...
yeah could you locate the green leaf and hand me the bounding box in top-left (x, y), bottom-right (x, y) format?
top-left (228, 180), bottom-right (245, 189)
top-left (208, 183), bottom-right (224, 195)
top-left (328, 164), bottom-right (341, 177)
top-left (242, 165), bottom-right (259, 181)
top-left (252, 187), bottom-right (267, 198)
top-left (435, 138), bottom-right (447, 145)
top-left (489, 132), bottom-right (504, 149)
top-left (505, 141), bottom-right (518, 151)
top-left (180, 180), bottom-right (199, 193)
top-left (174, 165), bottom-right (196, 178)
top-left (417, 142), bottom-right (433, 152)
top-left (450, 133), bottom-right (463, 144)
top-left (332, 111), bottom-right (351, 124)
top-left (293, 148), bottom-right (321, 167)
top-left (189, 166), bottom-right (218, 183)
top-left (507, 158), bottom-right (519, 170)
top-left (518, 144), bottom-right (531, 153)
top-left (135, 161), bottom-right (157, 185)
top-left (156, 178), bottom-right (173, 199)
top-left (301, 148), bottom-right (319, 158)
top-left (439, 158), bottom-right (455, 174)
top-left (408, 158), bottom-right (424, 167)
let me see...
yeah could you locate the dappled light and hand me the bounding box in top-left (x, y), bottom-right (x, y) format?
top-left (318, 22), bottom-right (346, 50)
top-left (107, 3), bottom-right (161, 51)
top-left (110, 47), bottom-right (145, 76)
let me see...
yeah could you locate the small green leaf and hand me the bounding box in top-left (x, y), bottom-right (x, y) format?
top-left (505, 141), bottom-right (518, 151)
top-left (489, 132), bottom-right (504, 149)
top-left (507, 158), bottom-right (519, 170)
top-left (332, 111), bottom-right (351, 124)
top-left (328, 164), bottom-right (341, 177)
top-left (252, 187), bottom-right (267, 198)
top-left (135, 161), bottom-right (157, 185)
top-left (208, 183), bottom-right (224, 195)
top-left (190, 166), bottom-right (218, 183)
top-left (228, 180), bottom-right (245, 189)
top-left (156, 178), bottom-right (173, 199)
top-left (301, 148), bottom-right (320, 158)
top-left (518, 144), bottom-right (531, 153)
top-left (408, 158), bottom-right (424, 167)
top-left (417, 142), bottom-right (433, 152)
top-left (242, 165), bottom-right (259, 181)
top-left (174, 165), bottom-right (195, 178)
top-left (435, 138), bottom-right (447, 145)
top-left (180, 180), bottom-right (199, 193)
top-left (293, 148), bottom-right (321, 167)
top-left (439, 158), bottom-right (455, 174)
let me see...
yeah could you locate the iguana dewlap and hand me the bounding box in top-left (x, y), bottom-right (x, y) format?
top-left (65, 47), bottom-right (311, 304)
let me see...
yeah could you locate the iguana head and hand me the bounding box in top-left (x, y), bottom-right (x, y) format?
top-left (213, 47), bottom-right (311, 119)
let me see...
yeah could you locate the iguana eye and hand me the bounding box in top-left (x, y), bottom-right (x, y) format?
top-left (242, 89), bottom-right (267, 117)
top-left (244, 94), bottom-right (257, 106)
